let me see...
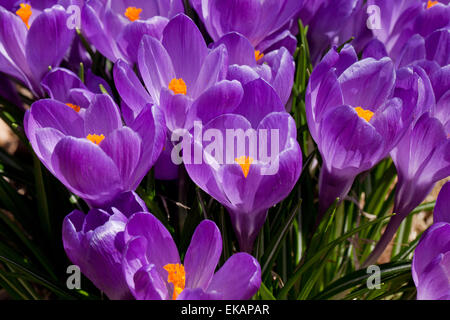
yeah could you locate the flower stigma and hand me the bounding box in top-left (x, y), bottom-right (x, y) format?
top-left (355, 107), bottom-right (374, 122)
top-left (255, 50), bottom-right (264, 62)
top-left (86, 134), bottom-right (105, 145)
top-left (235, 156), bottom-right (254, 178)
top-left (163, 263), bottom-right (185, 300)
top-left (16, 3), bottom-right (32, 29)
top-left (125, 7), bottom-right (142, 21)
top-left (427, 1), bottom-right (439, 9)
top-left (66, 103), bottom-right (81, 113)
top-left (169, 78), bottom-right (187, 95)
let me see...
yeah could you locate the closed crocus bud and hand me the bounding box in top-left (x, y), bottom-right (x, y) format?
top-left (190, 0), bottom-right (303, 55)
top-left (183, 78), bottom-right (302, 252)
top-left (122, 214), bottom-right (261, 300)
top-left (24, 93), bottom-right (166, 207)
top-left (62, 191), bottom-right (148, 300)
top-left (81, 0), bottom-right (184, 63)
top-left (306, 45), bottom-right (407, 218)
top-left (412, 182), bottom-right (450, 300)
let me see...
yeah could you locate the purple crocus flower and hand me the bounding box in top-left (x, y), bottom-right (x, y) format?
top-left (297, 0), bottom-right (361, 65)
top-left (190, 0), bottom-right (303, 55)
top-left (183, 79), bottom-right (302, 252)
top-left (365, 0), bottom-right (450, 62)
top-left (63, 191), bottom-right (148, 300)
top-left (123, 213), bottom-right (261, 300)
top-left (306, 45), bottom-right (409, 217)
top-left (412, 182), bottom-right (450, 300)
top-left (0, 4), bottom-right (74, 96)
top-left (81, 0), bottom-right (184, 63)
top-left (41, 67), bottom-right (112, 111)
top-left (113, 14), bottom-right (237, 179)
top-left (24, 93), bottom-right (166, 207)
top-left (211, 32), bottom-right (295, 106)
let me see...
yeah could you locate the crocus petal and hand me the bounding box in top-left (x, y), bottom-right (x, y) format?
top-left (124, 212), bottom-right (180, 278)
top-left (184, 220), bottom-right (222, 290)
top-left (191, 44), bottom-right (228, 99)
top-left (338, 57), bottom-right (395, 110)
top-left (62, 209), bottom-right (132, 300)
top-left (416, 251), bottom-right (450, 300)
top-left (177, 288), bottom-right (221, 300)
top-left (138, 34), bottom-right (175, 103)
top-left (425, 29), bottom-right (450, 67)
top-left (207, 253), bottom-right (261, 300)
top-left (363, 39), bottom-right (388, 60)
top-left (51, 137), bottom-right (122, 206)
top-left (412, 222), bottom-right (450, 287)
top-left (162, 14), bottom-right (208, 88)
top-left (114, 59), bottom-right (153, 123)
top-left (212, 32), bottom-right (256, 66)
top-left (185, 80), bottom-right (243, 130)
top-left (34, 127), bottom-right (65, 170)
top-left (435, 182), bottom-right (450, 224)
top-left (25, 99), bottom-right (85, 142)
top-left (41, 67), bottom-right (87, 102)
top-left (132, 264), bottom-right (169, 300)
top-left (259, 47), bottom-right (295, 106)
top-left (100, 127), bottom-right (142, 188)
top-left (26, 5), bottom-right (74, 83)
top-left (232, 78), bottom-right (285, 128)
top-left (84, 94), bottom-right (123, 136)
top-left (117, 17), bottom-right (169, 64)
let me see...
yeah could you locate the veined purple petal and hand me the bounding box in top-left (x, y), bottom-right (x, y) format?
top-left (84, 94), bottom-right (122, 136)
top-left (435, 182), bottom-right (450, 224)
top-left (51, 136), bottom-right (122, 206)
top-left (26, 5), bottom-right (74, 83)
top-left (207, 253), bottom-right (261, 300)
top-left (184, 220), bottom-right (222, 290)
top-left (132, 264), bottom-right (168, 300)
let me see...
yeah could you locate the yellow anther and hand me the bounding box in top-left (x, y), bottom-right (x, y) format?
top-left (168, 78), bottom-right (187, 95)
top-left (235, 156), bottom-right (254, 178)
top-left (124, 7), bottom-right (142, 22)
top-left (427, 1), bottom-right (439, 9)
top-left (163, 263), bottom-right (185, 300)
top-left (86, 134), bottom-right (105, 145)
top-left (66, 103), bottom-right (81, 113)
top-left (355, 107), bottom-right (374, 122)
top-left (255, 50), bottom-right (264, 62)
top-left (16, 3), bottom-right (32, 29)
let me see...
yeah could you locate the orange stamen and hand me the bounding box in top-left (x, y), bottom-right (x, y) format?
top-left (163, 263), bottom-right (185, 300)
top-left (66, 103), bottom-right (81, 113)
top-left (16, 3), bottom-right (32, 29)
top-left (124, 7), bottom-right (142, 22)
top-left (235, 156), bottom-right (254, 178)
top-left (255, 50), bottom-right (264, 62)
top-left (86, 134), bottom-right (105, 145)
top-left (168, 78), bottom-right (187, 95)
top-left (427, 1), bottom-right (439, 9)
top-left (355, 107), bottom-right (374, 122)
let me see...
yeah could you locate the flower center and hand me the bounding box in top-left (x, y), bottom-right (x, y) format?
top-left (168, 78), bottom-right (187, 95)
top-left (16, 3), bottom-right (32, 29)
top-left (427, 0), bottom-right (438, 9)
top-left (66, 103), bottom-right (81, 113)
top-left (124, 7), bottom-right (142, 21)
top-left (355, 107), bottom-right (374, 122)
top-left (86, 134), bottom-right (105, 145)
top-left (235, 156), bottom-right (254, 178)
top-left (255, 50), bottom-right (264, 62)
top-left (163, 263), bottom-right (185, 300)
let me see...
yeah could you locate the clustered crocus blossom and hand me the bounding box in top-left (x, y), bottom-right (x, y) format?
top-left (24, 93), bottom-right (166, 207)
top-left (123, 214), bottom-right (261, 300)
top-left (184, 79), bottom-right (302, 252)
top-left (0, 0), bottom-right (448, 301)
top-left (0, 4), bottom-right (74, 96)
top-left (306, 45), bottom-right (409, 217)
top-left (81, 0), bottom-right (184, 63)
top-left (412, 182), bottom-right (450, 300)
